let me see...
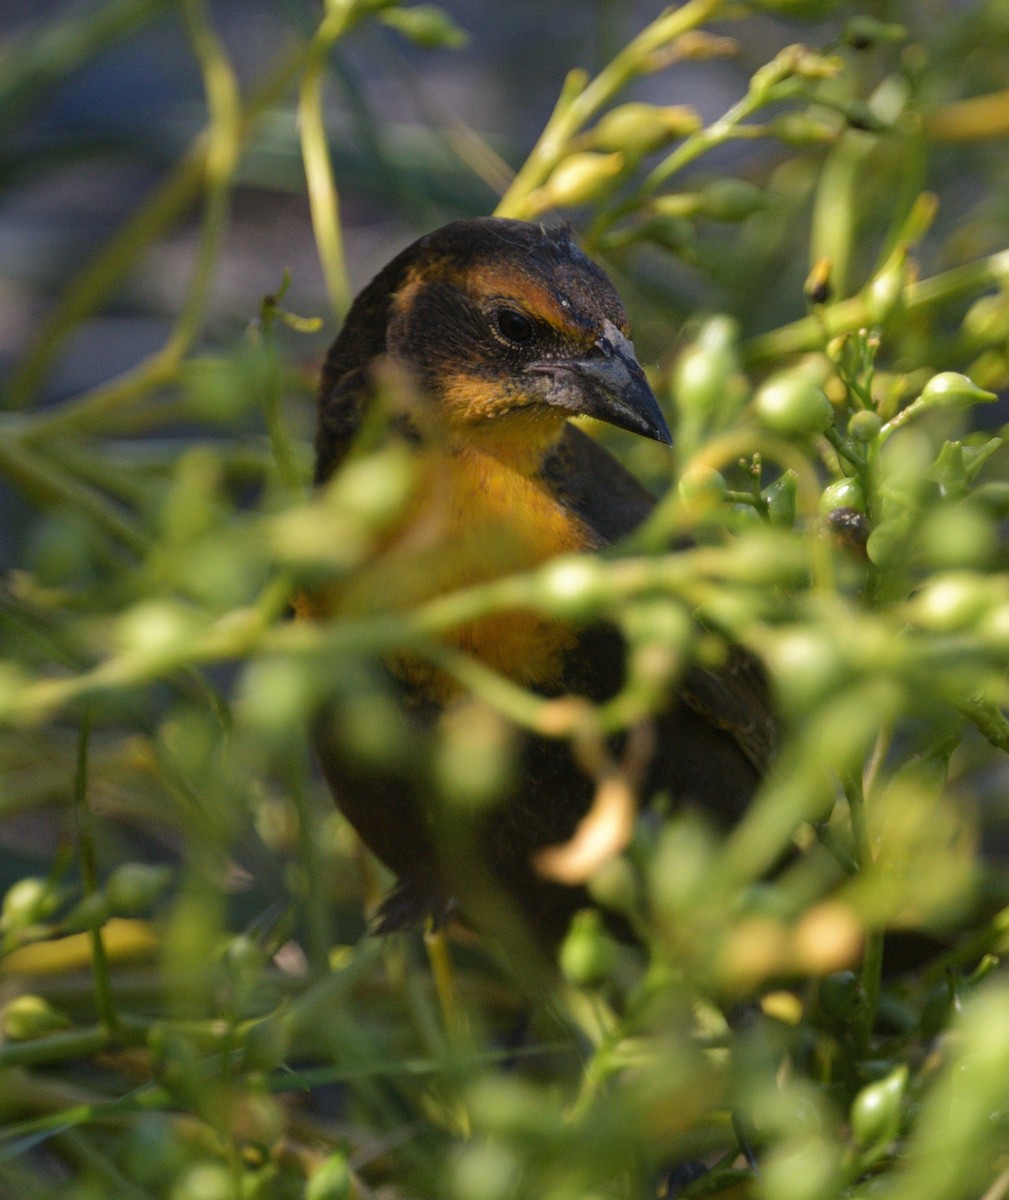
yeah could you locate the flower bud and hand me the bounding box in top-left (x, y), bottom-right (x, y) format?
top-left (559, 909), bottom-right (616, 986)
top-left (866, 512), bottom-right (914, 570)
top-left (1, 876), bottom-right (60, 933)
top-left (678, 463), bottom-right (728, 506)
top-left (842, 15), bottom-right (907, 48)
top-left (804, 257), bottom-right (833, 305)
top-left (671, 315), bottom-right (746, 430)
top-left (2, 994), bottom-right (72, 1040)
top-left (536, 555), bottom-right (611, 618)
top-left (848, 410), bottom-right (882, 442)
top-left (763, 470), bottom-right (798, 526)
top-left (820, 477), bottom-right (866, 514)
top-left (962, 294), bottom-right (1009, 344)
top-left (865, 248), bottom-right (908, 323)
top-left (695, 178), bottom-right (767, 221)
top-left (769, 112), bottom-right (839, 146)
top-left (592, 103), bottom-right (700, 154)
top-left (379, 5), bottom-right (468, 49)
top-left (908, 572), bottom-right (1002, 632)
top-left (755, 372), bottom-right (834, 436)
top-left (243, 1016), bottom-right (291, 1073)
top-left (307, 1152), bottom-right (353, 1200)
top-left (918, 371), bottom-right (996, 411)
top-left (850, 1064), bottom-right (907, 1149)
top-left (104, 863), bottom-right (173, 916)
top-left (750, 44), bottom-right (842, 98)
top-left (171, 1163), bottom-right (234, 1200)
top-left (542, 151), bottom-right (624, 208)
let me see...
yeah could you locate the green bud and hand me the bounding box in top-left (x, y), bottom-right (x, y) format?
top-left (243, 1016), bottom-right (291, 1074)
top-left (678, 463), bottom-right (728, 505)
top-left (751, 44), bottom-right (842, 98)
top-left (117, 600), bottom-right (200, 659)
top-left (330, 445), bottom-right (417, 528)
top-left (865, 249), bottom-right (907, 323)
top-left (2, 994), bottom-right (72, 1040)
top-left (559, 909), bottom-right (616, 986)
top-left (451, 1140), bottom-right (520, 1200)
top-left (969, 349), bottom-right (1009, 392)
top-left (653, 179), bottom-right (766, 223)
top-left (820, 477), bottom-right (866, 514)
top-left (61, 891), bottom-right (110, 932)
top-left (671, 315), bottom-right (745, 425)
top-left (435, 702), bottom-right (512, 809)
top-left (592, 102), bottom-right (700, 154)
top-left (121, 1115), bottom-right (187, 1188)
top-left (769, 112), bottom-right (839, 146)
top-left (307, 1152), bottom-right (353, 1200)
top-left (764, 470), bottom-right (798, 526)
top-left (755, 372), bottom-right (834, 437)
top-left (850, 1064), bottom-right (907, 1149)
top-left (587, 855), bottom-right (639, 916)
top-left (765, 629), bottom-right (847, 711)
top-left (848, 410), bottom-right (882, 442)
top-left (921, 503), bottom-right (997, 569)
top-left (543, 151), bottom-right (624, 208)
top-left (170, 1162), bottom-right (234, 1200)
top-left (979, 604), bottom-right (1009, 655)
top-left (727, 502), bottom-right (764, 533)
top-left (866, 512), bottom-right (914, 571)
top-left (918, 371), bottom-right (997, 411)
top-left (909, 572), bottom-right (1002, 632)
top-left (696, 178), bottom-right (767, 222)
top-left (635, 213), bottom-right (695, 253)
top-left (842, 15), bottom-right (907, 48)
top-left (537, 555), bottom-right (611, 618)
top-left (379, 5), bottom-right (468, 49)
top-left (467, 1076), bottom-right (565, 1141)
top-left (104, 864), bottom-right (172, 916)
top-left (760, 1134), bottom-right (843, 1200)
top-left (239, 656), bottom-right (316, 741)
top-left (962, 294), bottom-right (1009, 344)
top-left (1, 876), bottom-right (60, 933)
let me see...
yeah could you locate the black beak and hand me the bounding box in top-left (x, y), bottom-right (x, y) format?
top-left (527, 320), bottom-right (672, 446)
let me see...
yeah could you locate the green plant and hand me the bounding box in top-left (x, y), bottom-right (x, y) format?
top-left (1, 1), bottom-right (1008, 1196)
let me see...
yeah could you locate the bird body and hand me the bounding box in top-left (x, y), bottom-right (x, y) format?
top-left (306, 217), bottom-right (773, 947)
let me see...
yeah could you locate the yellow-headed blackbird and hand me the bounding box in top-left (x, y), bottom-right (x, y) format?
top-left (306, 217), bottom-right (774, 949)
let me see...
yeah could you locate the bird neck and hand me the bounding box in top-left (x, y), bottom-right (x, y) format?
top-left (444, 408), bottom-right (569, 477)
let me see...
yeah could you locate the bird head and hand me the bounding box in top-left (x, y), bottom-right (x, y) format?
top-left (317, 218), bottom-right (671, 477)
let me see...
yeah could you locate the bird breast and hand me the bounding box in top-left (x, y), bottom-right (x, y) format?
top-left (339, 437), bottom-right (596, 704)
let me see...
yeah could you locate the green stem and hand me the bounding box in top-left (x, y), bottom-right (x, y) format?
top-left (74, 717), bottom-right (120, 1037)
top-left (298, 9), bottom-right (356, 323)
top-left (0, 434), bottom-right (147, 553)
top-left (495, 0), bottom-right (724, 218)
top-left (7, 39), bottom-right (308, 413)
top-left (846, 771), bottom-right (883, 1055)
top-left (288, 755), bottom-right (333, 978)
top-left (745, 248), bottom-right (1009, 366)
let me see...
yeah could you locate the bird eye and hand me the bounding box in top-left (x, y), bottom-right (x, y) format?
top-left (494, 307), bottom-right (534, 344)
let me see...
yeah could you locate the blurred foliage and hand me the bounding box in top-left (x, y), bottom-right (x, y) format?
top-left (2, 0), bottom-right (1009, 1197)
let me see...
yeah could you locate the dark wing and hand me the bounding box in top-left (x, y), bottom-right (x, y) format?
top-left (540, 422), bottom-right (657, 544)
top-left (680, 649), bottom-right (777, 777)
top-left (542, 421), bottom-right (777, 782)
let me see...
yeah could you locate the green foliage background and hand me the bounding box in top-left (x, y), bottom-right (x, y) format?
top-left (1, 1), bottom-right (1009, 1197)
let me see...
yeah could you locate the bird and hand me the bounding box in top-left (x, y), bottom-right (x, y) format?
top-left (300, 217), bottom-right (774, 953)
